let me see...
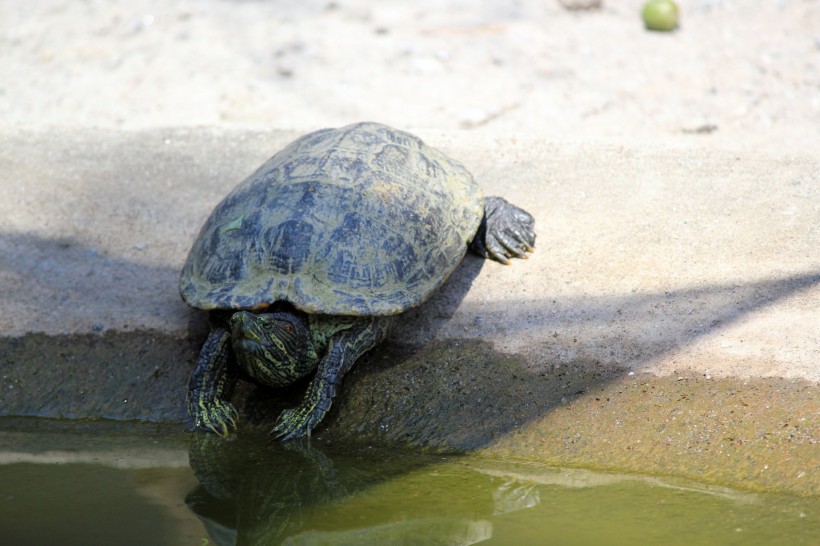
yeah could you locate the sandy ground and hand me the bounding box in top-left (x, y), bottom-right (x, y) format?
top-left (1, 0), bottom-right (819, 151)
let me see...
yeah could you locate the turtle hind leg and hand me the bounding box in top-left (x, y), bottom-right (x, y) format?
top-left (471, 196), bottom-right (536, 264)
top-left (187, 327), bottom-right (240, 437)
top-left (272, 316), bottom-right (393, 441)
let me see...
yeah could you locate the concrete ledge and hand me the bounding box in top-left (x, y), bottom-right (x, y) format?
top-left (1, 126), bottom-right (818, 398)
top-left (0, 127), bottom-right (817, 492)
top-left (2, 128), bottom-right (817, 354)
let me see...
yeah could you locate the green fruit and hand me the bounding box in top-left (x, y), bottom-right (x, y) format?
top-left (642, 0), bottom-right (680, 32)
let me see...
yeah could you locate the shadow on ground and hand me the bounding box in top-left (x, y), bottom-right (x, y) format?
top-left (1, 232), bottom-right (817, 451)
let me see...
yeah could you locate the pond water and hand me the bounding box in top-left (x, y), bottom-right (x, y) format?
top-left (0, 424), bottom-right (816, 546)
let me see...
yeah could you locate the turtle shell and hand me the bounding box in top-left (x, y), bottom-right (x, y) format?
top-left (180, 122), bottom-right (484, 316)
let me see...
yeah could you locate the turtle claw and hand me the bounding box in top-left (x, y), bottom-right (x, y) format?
top-left (190, 400), bottom-right (239, 437)
top-left (474, 196), bottom-right (536, 264)
top-left (272, 404), bottom-right (324, 441)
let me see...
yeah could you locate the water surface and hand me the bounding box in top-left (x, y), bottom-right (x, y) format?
top-left (0, 424), bottom-right (815, 546)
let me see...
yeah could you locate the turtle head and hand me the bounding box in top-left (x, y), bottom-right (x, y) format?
top-left (230, 310), bottom-right (315, 387)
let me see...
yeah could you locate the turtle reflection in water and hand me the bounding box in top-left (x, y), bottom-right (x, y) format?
top-left (180, 122), bottom-right (536, 439)
top-left (186, 434), bottom-right (497, 546)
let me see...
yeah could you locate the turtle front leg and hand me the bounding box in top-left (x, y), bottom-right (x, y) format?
top-left (471, 196), bottom-right (536, 264)
top-left (272, 317), bottom-right (393, 441)
top-left (187, 327), bottom-right (240, 437)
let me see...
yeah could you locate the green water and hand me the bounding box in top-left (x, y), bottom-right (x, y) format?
top-left (0, 427), bottom-right (816, 546)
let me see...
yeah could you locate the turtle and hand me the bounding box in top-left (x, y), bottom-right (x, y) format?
top-left (180, 121), bottom-right (536, 440)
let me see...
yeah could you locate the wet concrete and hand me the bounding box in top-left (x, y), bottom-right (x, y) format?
top-left (0, 331), bottom-right (194, 422)
top-left (317, 340), bottom-right (819, 496)
top-left (485, 372), bottom-right (818, 497)
top-left (3, 333), bottom-right (815, 495)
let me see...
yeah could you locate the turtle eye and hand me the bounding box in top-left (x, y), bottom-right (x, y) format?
top-left (258, 315), bottom-right (282, 331)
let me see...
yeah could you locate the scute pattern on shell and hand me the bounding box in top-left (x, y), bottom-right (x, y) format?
top-left (180, 122), bottom-right (484, 316)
